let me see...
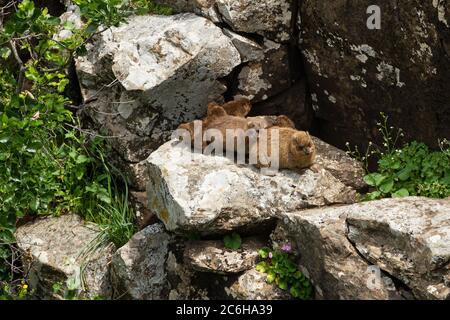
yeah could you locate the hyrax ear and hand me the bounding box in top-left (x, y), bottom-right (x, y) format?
top-left (207, 102), bottom-right (222, 116)
top-left (207, 104), bottom-right (227, 119)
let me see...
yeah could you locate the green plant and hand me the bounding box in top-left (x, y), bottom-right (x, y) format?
top-left (0, 0), bottom-right (163, 289)
top-left (255, 246), bottom-right (313, 299)
top-left (363, 114), bottom-right (449, 200)
top-left (223, 232), bottom-right (242, 250)
top-left (0, 280), bottom-right (32, 300)
top-left (364, 141), bottom-right (450, 199)
top-left (52, 281), bottom-right (103, 300)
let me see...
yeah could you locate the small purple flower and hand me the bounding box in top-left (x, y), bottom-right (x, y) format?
top-left (281, 243), bottom-right (292, 253)
top-left (268, 252), bottom-right (273, 259)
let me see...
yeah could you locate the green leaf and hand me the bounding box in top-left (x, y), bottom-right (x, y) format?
top-left (392, 188), bottom-right (409, 198)
top-left (0, 47), bottom-right (11, 59)
top-left (258, 247), bottom-right (271, 259)
top-left (266, 271), bottom-right (276, 284)
top-left (223, 232), bottom-right (242, 250)
top-left (364, 173), bottom-right (386, 187)
top-left (255, 261), bottom-right (269, 273)
top-left (379, 179), bottom-right (394, 193)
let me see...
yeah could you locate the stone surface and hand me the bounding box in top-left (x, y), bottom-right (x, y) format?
top-left (184, 237), bottom-right (265, 274)
top-left (75, 13), bottom-right (241, 163)
top-left (311, 137), bottom-right (366, 191)
top-left (15, 215), bottom-right (115, 299)
top-left (155, 0), bottom-right (293, 42)
top-left (233, 40), bottom-right (292, 103)
top-left (346, 197), bottom-right (450, 300)
top-left (277, 197), bottom-right (450, 300)
top-left (299, 1), bottom-right (450, 150)
top-left (216, 0), bottom-right (293, 42)
top-left (146, 138), bottom-right (356, 234)
top-left (277, 208), bottom-right (403, 300)
top-left (226, 269), bottom-right (291, 300)
top-left (111, 223), bottom-right (170, 300)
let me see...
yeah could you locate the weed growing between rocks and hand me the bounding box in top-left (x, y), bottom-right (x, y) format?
top-left (347, 113), bottom-right (450, 200)
top-left (256, 245), bottom-right (313, 300)
top-left (0, 0), bottom-right (169, 296)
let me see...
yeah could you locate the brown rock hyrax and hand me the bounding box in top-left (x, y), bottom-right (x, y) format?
top-left (247, 115), bottom-right (295, 130)
top-left (207, 97), bottom-right (252, 118)
top-left (250, 127), bottom-right (316, 171)
top-left (203, 104), bottom-right (254, 153)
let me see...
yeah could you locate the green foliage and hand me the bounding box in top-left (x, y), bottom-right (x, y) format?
top-left (364, 141), bottom-right (450, 199)
top-left (255, 247), bottom-right (313, 299)
top-left (73, 0), bottom-right (172, 28)
top-left (0, 0), bottom-right (168, 288)
top-left (51, 281), bottom-right (103, 300)
top-left (223, 232), bottom-right (242, 250)
top-left (354, 113), bottom-right (450, 200)
top-left (0, 280), bottom-right (32, 300)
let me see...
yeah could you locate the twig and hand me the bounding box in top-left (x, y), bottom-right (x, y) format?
top-left (9, 39), bottom-right (26, 93)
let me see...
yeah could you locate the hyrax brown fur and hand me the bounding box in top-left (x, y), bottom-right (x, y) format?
top-left (207, 97), bottom-right (252, 118)
top-left (203, 104), bottom-right (254, 153)
top-left (250, 127), bottom-right (316, 171)
top-left (247, 115), bottom-right (295, 130)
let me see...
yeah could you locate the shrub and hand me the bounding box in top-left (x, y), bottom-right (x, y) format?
top-left (347, 113), bottom-right (450, 200)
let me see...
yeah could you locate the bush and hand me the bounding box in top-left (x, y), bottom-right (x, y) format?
top-left (347, 113), bottom-right (450, 200)
top-left (0, 0), bottom-right (169, 288)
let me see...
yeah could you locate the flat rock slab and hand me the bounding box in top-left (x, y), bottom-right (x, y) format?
top-left (184, 237), bottom-right (265, 274)
top-left (146, 139), bottom-right (357, 234)
top-left (15, 215), bottom-right (115, 299)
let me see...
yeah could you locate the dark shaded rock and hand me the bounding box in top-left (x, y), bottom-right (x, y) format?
top-left (299, 1), bottom-right (450, 150)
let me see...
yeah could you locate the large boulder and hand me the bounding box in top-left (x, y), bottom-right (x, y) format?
top-left (299, 1), bottom-right (450, 150)
top-left (346, 197), bottom-right (450, 299)
top-left (276, 197), bottom-right (450, 299)
top-left (275, 207), bottom-right (403, 300)
top-left (146, 138), bottom-right (359, 234)
top-left (15, 215), bottom-right (115, 299)
top-left (75, 13), bottom-right (241, 163)
top-left (111, 223), bottom-right (170, 300)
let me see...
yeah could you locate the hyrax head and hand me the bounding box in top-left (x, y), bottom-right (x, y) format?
top-left (235, 97), bottom-right (252, 115)
top-left (290, 131), bottom-right (315, 156)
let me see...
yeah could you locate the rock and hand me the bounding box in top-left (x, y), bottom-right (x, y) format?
top-left (216, 0), bottom-right (293, 42)
top-left (311, 137), bottom-right (366, 191)
top-left (155, 0), bottom-right (293, 42)
top-left (299, 1), bottom-right (450, 150)
top-left (222, 29), bottom-right (265, 63)
top-left (226, 269), bottom-right (291, 300)
top-left (346, 197), bottom-right (450, 300)
top-left (146, 138), bottom-right (356, 234)
top-left (277, 207), bottom-right (404, 300)
top-left (166, 246), bottom-right (212, 300)
top-left (15, 215), bottom-right (115, 299)
top-left (111, 223), bottom-right (170, 300)
top-left (184, 237), bottom-right (265, 274)
top-left (233, 40), bottom-right (292, 103)
top-left (75, 13), bottom-right (241, 163)
top-left (277, 197), bottom-right (450, 300)
top-left (130, 191), bottom-right (158, 229)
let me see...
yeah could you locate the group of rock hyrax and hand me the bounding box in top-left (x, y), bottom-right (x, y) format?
top-left (177, 98), bottom-right (316, 172)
